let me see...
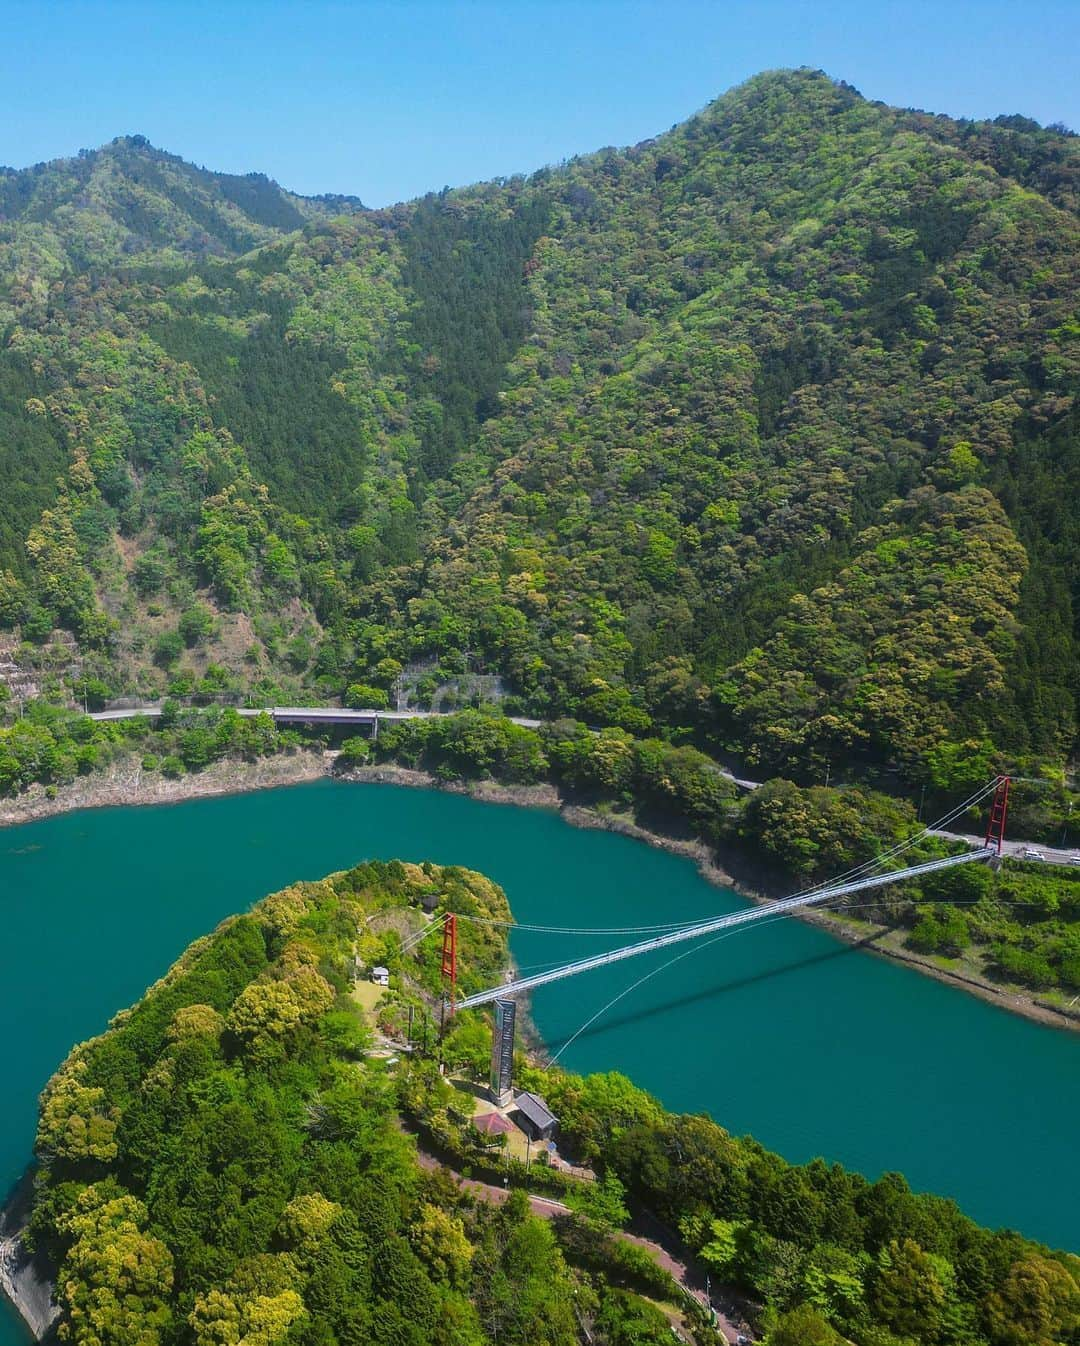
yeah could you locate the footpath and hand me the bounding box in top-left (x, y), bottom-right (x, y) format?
top-left (408, 1130), bottom-right (750, 1344)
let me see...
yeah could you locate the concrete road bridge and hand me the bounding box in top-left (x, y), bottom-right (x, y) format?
top-left (87, 705), bottom-right (1076, 866)
top-left (90, 703), bottom-right (542, 731)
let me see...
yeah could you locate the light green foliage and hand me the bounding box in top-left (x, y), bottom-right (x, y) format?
top-left (535, 1070), bottom-right (664, 1164)
top-left (741, 777), bottom-right (916, 878)
top-left (167, 1003), bottom-right (225, 1042)
top-left (374, 710), bottom-right (550, 784)
top-left (225, 964), bottom-right (334, 1057)
top-left (28, 859), bottom-right (1075, 1346)
top-left (0, 717), bottom-right (70, 794)
top-left (0, 70), bottom-right (1076, 788)
top-left (767, 1303), bottom-right (844, 1345)
top-left (564, 1173), bottom-right (630, 1232)
top-left (800, 1243), bottom-right (867, 1321)
top-left (593, 1288), bottom-right (675, 1345)
top-left (178, 602), bottom-right (214, 646)
top-left (189, 1285), bottom-right (306, 1346)
top-left (700, 1216), bottom-right (744, 1276)
top-left (908, 856), bottom-right (1080, 995)
top-left (335, 735), bottom-right (371, 767)
top-left (344, 682), bottom-right (390, 709)
top-left (278, 1193), bottom-right (341, 1256)
top-left (56, 1185), bottom-right (174, 1345)
top-left (38, 1063), bottom-right (119, 1162)
top-left (0, 700), bottom-right (288, 799)
top-left (409, 1203), bottom-right (475, 1287)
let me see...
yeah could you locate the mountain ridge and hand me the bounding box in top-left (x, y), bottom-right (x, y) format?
top-left (4, 67), bottom-right (1077, 242)
top-left (0, 68), bottom-right (1077, 790)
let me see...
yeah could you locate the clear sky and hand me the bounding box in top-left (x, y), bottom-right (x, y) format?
top-left (2, 0), bottom-right (1077, 206)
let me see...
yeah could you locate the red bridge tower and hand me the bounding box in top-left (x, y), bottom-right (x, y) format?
top-left (985, 776), bottom-right (1011, 856)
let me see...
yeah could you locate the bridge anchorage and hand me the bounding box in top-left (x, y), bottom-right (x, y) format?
top-left (436, 775), bottom-right (1011, 1025)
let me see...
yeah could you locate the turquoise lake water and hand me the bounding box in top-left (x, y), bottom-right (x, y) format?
top-left (1, 778), bottom-right (1077, 1342)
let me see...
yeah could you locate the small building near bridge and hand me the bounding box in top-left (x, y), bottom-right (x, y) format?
top-left (370, 966), bottom-right (390, 987)
top-left (512, 1091), bottom-right (558, 1142)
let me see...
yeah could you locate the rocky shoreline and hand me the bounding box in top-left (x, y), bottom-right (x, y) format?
top-left (3, 754), bottom-right (1077, 1336)
top-left (0, 1177), bottom-right (58, 1341)
top-left (1, 749), bottom-right (1075, 1036)
top-left (337, 764), bottom-right (1080, 1036)
top-left (0, 749), bottom-right (331, 829)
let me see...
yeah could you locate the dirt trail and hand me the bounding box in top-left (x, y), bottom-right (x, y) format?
top-left (409, 1133), bottom-right (749, 1343)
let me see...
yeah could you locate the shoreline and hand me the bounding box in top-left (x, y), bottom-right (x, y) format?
top-left (0, 1176), bottom-right (58, 1342)
top-left (1, 751), bottom-right (1076, 1038)
top-left (0, 1234), bottom-right (55, 1343)
top-left (0, 749), bottom-right (331, 829)
top-left (340, 765), bottom-right (1080, 1037)
top-left (2, 758), bottom-right (1076, 1337)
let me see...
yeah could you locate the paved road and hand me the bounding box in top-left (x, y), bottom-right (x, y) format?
top-left (87, 702), bottom-right (1076, 866)
top-left (89, 703), bottom-right (542, 729)
top-left (929, 829), bottom-right (1080, 868)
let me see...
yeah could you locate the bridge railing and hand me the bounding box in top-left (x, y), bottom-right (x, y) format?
top-left (456, 849), bottom-right (989, 1011)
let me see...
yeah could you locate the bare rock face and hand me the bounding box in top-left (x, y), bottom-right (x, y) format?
top-left (0, 1180), bottom-right (59, 1341)
top-left (0, 637), bottom-right (40, 704)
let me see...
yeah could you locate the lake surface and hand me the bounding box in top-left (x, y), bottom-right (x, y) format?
top-left (1, 778), bottom-right (1077, 1341)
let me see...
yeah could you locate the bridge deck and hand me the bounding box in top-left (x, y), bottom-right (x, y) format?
top-left (456, 849), bottom-right (990, 1010)
top-left (90, 705), bottom-right (541, 729)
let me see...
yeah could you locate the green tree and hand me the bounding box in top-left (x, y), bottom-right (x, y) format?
top-left (984, 1256), bottom-right (1080, 1346)
top-left (344, 683), bottom-right (390, 710)
top-left (871, 1238), bottom-right (947, 1340)
top-left (56, 1186), bottom-right (175, 1346)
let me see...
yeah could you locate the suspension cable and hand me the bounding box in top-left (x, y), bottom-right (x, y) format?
top-left (547, 887), bottom-right (1003, 1063)
top-left (794, 778), bottom-right (998, 896)
top-left (455, 778), bottom-right (998, 943)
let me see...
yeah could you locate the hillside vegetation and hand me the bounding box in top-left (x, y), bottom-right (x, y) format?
top-left (0, 70), bottom-right (1077, 794)
top-left (28, 861), bottom-right (1080, 1346)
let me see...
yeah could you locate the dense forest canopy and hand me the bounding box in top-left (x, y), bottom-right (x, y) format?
top-left (0, 68), bottom-right (1077, 791)
top-left (28, 861), bottom-right (1080, 1346)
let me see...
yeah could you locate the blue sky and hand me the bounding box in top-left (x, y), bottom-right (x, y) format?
top-left (1, 0), bottom-right (1077, 205)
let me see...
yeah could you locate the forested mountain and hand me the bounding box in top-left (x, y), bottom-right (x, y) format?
top-left (1, 69), bottom-right (1078, 789)
top-left (0, 133), bottom-right (361, 273)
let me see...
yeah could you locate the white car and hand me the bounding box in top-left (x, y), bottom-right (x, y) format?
top-left (1019, 847), bottom-right (1045, 861)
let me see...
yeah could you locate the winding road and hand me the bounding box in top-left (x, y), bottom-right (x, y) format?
top-left (87, 701), bottom-right (1076, 864)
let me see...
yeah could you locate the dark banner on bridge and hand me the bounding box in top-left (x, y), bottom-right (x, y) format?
top-left (490, 998), bottom-right (516, 1104)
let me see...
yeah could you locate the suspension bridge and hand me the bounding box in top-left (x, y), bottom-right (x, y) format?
top-left (431, 776), bottom-right (1012, 1018)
